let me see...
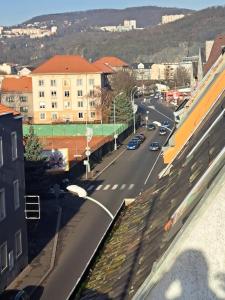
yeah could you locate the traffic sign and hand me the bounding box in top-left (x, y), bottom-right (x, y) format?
top-left (86, 127), bottom-right (93, 142)
top-left (85, 150), bottom-right (91, 156)
top-left (114, 134), bottom-right (118, 139)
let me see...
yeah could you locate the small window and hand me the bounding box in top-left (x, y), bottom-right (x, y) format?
top-left (13, 180), bottom-right (20, 210)
top-left (51, 91), bottom-right (57, 97)
top-left (0, 137), bottom-right (3, 168)
top-left (51, 112), bottom-right (58, 120)
top-left (89, 90), bottom-right (95, 97)
top-left (50, 79), bottom-right (56, 87)
top-left (78, 112), bottom-right (83, 119)
top-left (15, 231), bottom-right (22, 258)
top-left (64, 101), bottom-right (71, 109)
top-left (19, 96), bottom-right (27, 102)
top-left (78, 101), bottom-right (83, 107)
top-left (40, 112), bottom-right (46, 120)
top-left (20, 106), bottom-right (28, 113)
top-left (39, 91), bottom-right (44, 98)
top-left (90, 112), bottom-right (96, 118)
top-left (39, 102), bottom-right (46, 109)
top-left (63, 80), bottom-right (68, 86)
top-left (11, 132), bottom-right (18, 161)
top-left (6, 96), bottom-right (14, 103)
top-left (0, 189), bottom-right (6, 222)
top-left (90, 100), bottom-right (95, 107)
top-left (51, 102), bottom-right (57, 109)
top-left (89, 79), bottom-right (95, 86)
top-left (0, 242), bottom-right (7, 273)
top-left (77, 90), bottom-right (83, 97)
top-left (76, 79), bottom-right (83, 86)
top-left (38, 80), bottom-right (44, 86)
top-left (64, 91), bottom-right (70, 97)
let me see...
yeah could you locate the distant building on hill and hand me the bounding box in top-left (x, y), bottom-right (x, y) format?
top-left (100, 19), bottom-right (142, 32)
top-left (161, 14), bottom-right (185, 24)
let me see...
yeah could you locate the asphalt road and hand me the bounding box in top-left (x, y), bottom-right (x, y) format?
top-left (37, 97), bottom-right (175, 300)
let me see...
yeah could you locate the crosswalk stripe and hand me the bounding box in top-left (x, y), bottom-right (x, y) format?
top-left (87, 185), bottom-right (95, 191)
top-left (103, 184), bottom-right (111, 190)
top-left (128, 184), bottom-right (135, 190)
top-left (120, 184), bottom-right (126, 190)
top-left (112, 184), bottom-right (118, 190)
top-left (96, 185), bottom-right (103, 191)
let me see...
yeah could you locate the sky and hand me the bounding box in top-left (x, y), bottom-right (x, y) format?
top-left (1, 0), bottom-right (225, 26)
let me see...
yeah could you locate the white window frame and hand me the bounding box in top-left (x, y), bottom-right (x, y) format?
top-left (39, 101), bottom-right (46, 109)
top-left (51, 112), bottom-right (58, 120)
top-left (90, 112), bottom-right (96, 118)
top-left (51, 101), bottom-right (58, 109)
top-left (38, 80), bottom-right (44, 86)
top-left (40, 112), bottom-right (46, 120)
top-left (15, 230), bottom-right (22, 258)
top-left (0, 242), bottom-right (8, 273)
top-left (19, 96), bottom-right (27, 102)
top-left (39, 91), bottom-right (45, 98)
top-left (64, 91), bottom-right (70, 97)
top-left (0, 137), bottom-right (3, 168)
top-left (13, 179), bottom-right (20, 210)
top-left (51, 90), bottom-right (57, 98)
top-left (78, 101), bottom-right (83, 108)
top-left (0, 189), bottom-right (6, 222)
top-left (11, 132), bottom-right (18, 161)
top-left (64, 101), bottom-right (71, 109)
top-left (89, 79), bottom-right (95, 86)
top-left (78, 112), bottom-right (83, 119)
top-left (50, 79), bottom-right (56, 87)
top-left (76, 79), bottom-right (83, 86)
top-left (77, 90), bottom-right (83, 97)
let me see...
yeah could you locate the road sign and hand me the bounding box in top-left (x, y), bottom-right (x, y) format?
top-left (85, 150), bottom-right (91, 156)
top-left (83, 160), bottom-right (88, 166)
top-left (114, 134), bottom-right (118, 139)
top-left (86, 127), bottom-right (93, 142)
top-left (132, 103), bottom-right (138, 113)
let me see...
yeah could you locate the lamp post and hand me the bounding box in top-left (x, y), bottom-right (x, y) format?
top-left (145, 110), bottom-right (149, 128)
top-left (66, 185), bottom-right (113, 220)
top-left (113, 92), bottom-right (123, 151)
top-left (130, 86), bottom-right (138, 134)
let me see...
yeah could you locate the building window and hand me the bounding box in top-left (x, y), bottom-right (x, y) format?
top-left (0, 242), bottom-right (7, 273)
top-left (51, 112), bottom-right (58, 120)
top-left (0, 137), bottom-right (3, 168)
top-left (64, 91), bottom-right (70, 97)
top-left (78, 112), bottom-right (83, 119)
top-left (39, 91), bottom-right (44, 98)
top-left (63, 80), bottom-right (68, 86)
top-left (6, 96), bottom-right (14, 103)
top-left (51, 101), bottom-right (57, 109)
top-left (40, 112), bottom-right (46, 120)
top-left (89, 79), bottom-right (95, 86)
top-left (0, 189), bottom-right (6, 222)
top-left (77, 90), bottom-right (83, 97)
top-left (78, 101), bottom-right (83, 107)
top-left (76, 79), bottom-right (83, 86)
top-left (51, 91), bottom-right (57, 97)
top-left (39, 102), bottom-right (46, 109)
top-left (64, 101), bottom-right (71, 109)
top-left (90, 112), bottom-right (96, 118)
top-left (38, 80), bottom-right (44, 86)
top-left (19, 96), bottom-right (27, 102)
top-left (50, 79), bottom-right (56, 87)
top-left (13, 180), bottom-right (20, 210)
top-left (15, 231), bottom-right (22, 258)
top-left (89, 90), bottom-right (95, 97)
top-left (90, 100), bottom-right (95, 107)
top-left (11, 132), bottom-right (18, 161)
top-left (20, 106), bottom-right (28, 113)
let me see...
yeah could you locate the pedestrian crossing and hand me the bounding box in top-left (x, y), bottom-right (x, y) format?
top-left (87, 183), bottom-right (135, 192)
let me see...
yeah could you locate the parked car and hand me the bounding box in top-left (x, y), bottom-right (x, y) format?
top-left (127, 140), bottom-right (140, 150)
top-left (131, 137), bottom-right (142, 145)
top-left (159, 127), bottom-right (167, 135)
top-left (149, 142), bottom-right (161, 151)
top-left (0, 289), bottom-right (30, 300)
top-left (135, 133), bottom-right (146, 142)
top-left (147, 123), bottom-right (156, 131)
top-left (162, 120), bottom-right (170, 128)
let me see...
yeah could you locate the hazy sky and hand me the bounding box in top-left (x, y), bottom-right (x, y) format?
top-left (1, 0), bottom-right (225, 26)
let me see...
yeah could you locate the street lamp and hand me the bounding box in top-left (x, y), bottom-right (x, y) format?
top-left (130, 86), bottom-right (138, 134)
top-left (113, 92), bottom-right (124, 151)
top-left (145, 110), bottom-right (149, 128)
top-left (66, 185), bottom-right (113, 220)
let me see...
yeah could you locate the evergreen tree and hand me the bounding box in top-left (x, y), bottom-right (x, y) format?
top-left (109, 94), bottom-right (133, 124)
top-left (24, 126), bottom-right (43, 161)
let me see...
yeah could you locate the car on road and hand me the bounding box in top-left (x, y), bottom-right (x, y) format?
top-left (131, 137), bottom-right (142, 145)
top-left (127, 140), bottom-right (140, 150)
top-left (162, 120), bottom-right (171, 128)
top-left (147, 123), bottom-right (156, 131)
top-left (159, 127), bottom-right (167, 135)
top-left (149, 142), bottom-right (161, 151)
top-left (135, 133), bottom-right (146, 142)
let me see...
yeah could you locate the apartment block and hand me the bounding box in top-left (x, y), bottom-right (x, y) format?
top-left (0, 105), bottom-right (28, 292)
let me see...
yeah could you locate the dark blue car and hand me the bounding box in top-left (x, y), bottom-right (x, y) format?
top-left (127, 140), bottom-right (140, 150)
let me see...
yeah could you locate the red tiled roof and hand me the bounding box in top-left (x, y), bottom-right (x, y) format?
top-left (0, 104), bottom-right (20, 116)
top-left (204, 34), bottom-right (225, 75)
top-left (92, 61), bottom-right (115, 74)
top-left (1, 76), bottom-right (32, 93)
top-left (32, 55), bottom-right (102, 74)
top-left (94, 56), bottom-right (129, 68)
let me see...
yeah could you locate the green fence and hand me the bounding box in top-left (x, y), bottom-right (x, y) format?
top-left (23, 123), bottom-right (128, 137)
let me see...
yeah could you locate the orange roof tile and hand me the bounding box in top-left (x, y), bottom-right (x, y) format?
top-left (1, 76), bottom-right (32, 93)
top-left (0, 104), bottom-right (20, 116)
top-left (92, 61), bottom-right (115, 74)
top-left (94, 56), bottom-right (129, 68)
top-left (32, 55), bottom-right (102, 74)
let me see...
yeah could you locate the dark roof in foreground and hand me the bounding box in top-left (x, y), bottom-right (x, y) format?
top-left (79, 92), bottom-right (225, 299)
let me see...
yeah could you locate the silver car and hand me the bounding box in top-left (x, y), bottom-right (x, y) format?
top-left (149, 142), bottom-right (161, 151)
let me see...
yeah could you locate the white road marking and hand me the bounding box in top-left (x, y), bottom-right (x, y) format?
top-left (103, 184), bottom-right (111, 190)
top-left (120, 184), bottom-right (126, 190)
top-left (87, 185), bottom-right (95, 191)
top-left (96, 185), bottom-right (103, 191)
top-left (144, 151), bottom-right (162, 185)
top-left (112, 184), bottom-right (118, 190)
top-left (128, 184), bottom-right (135, 190)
